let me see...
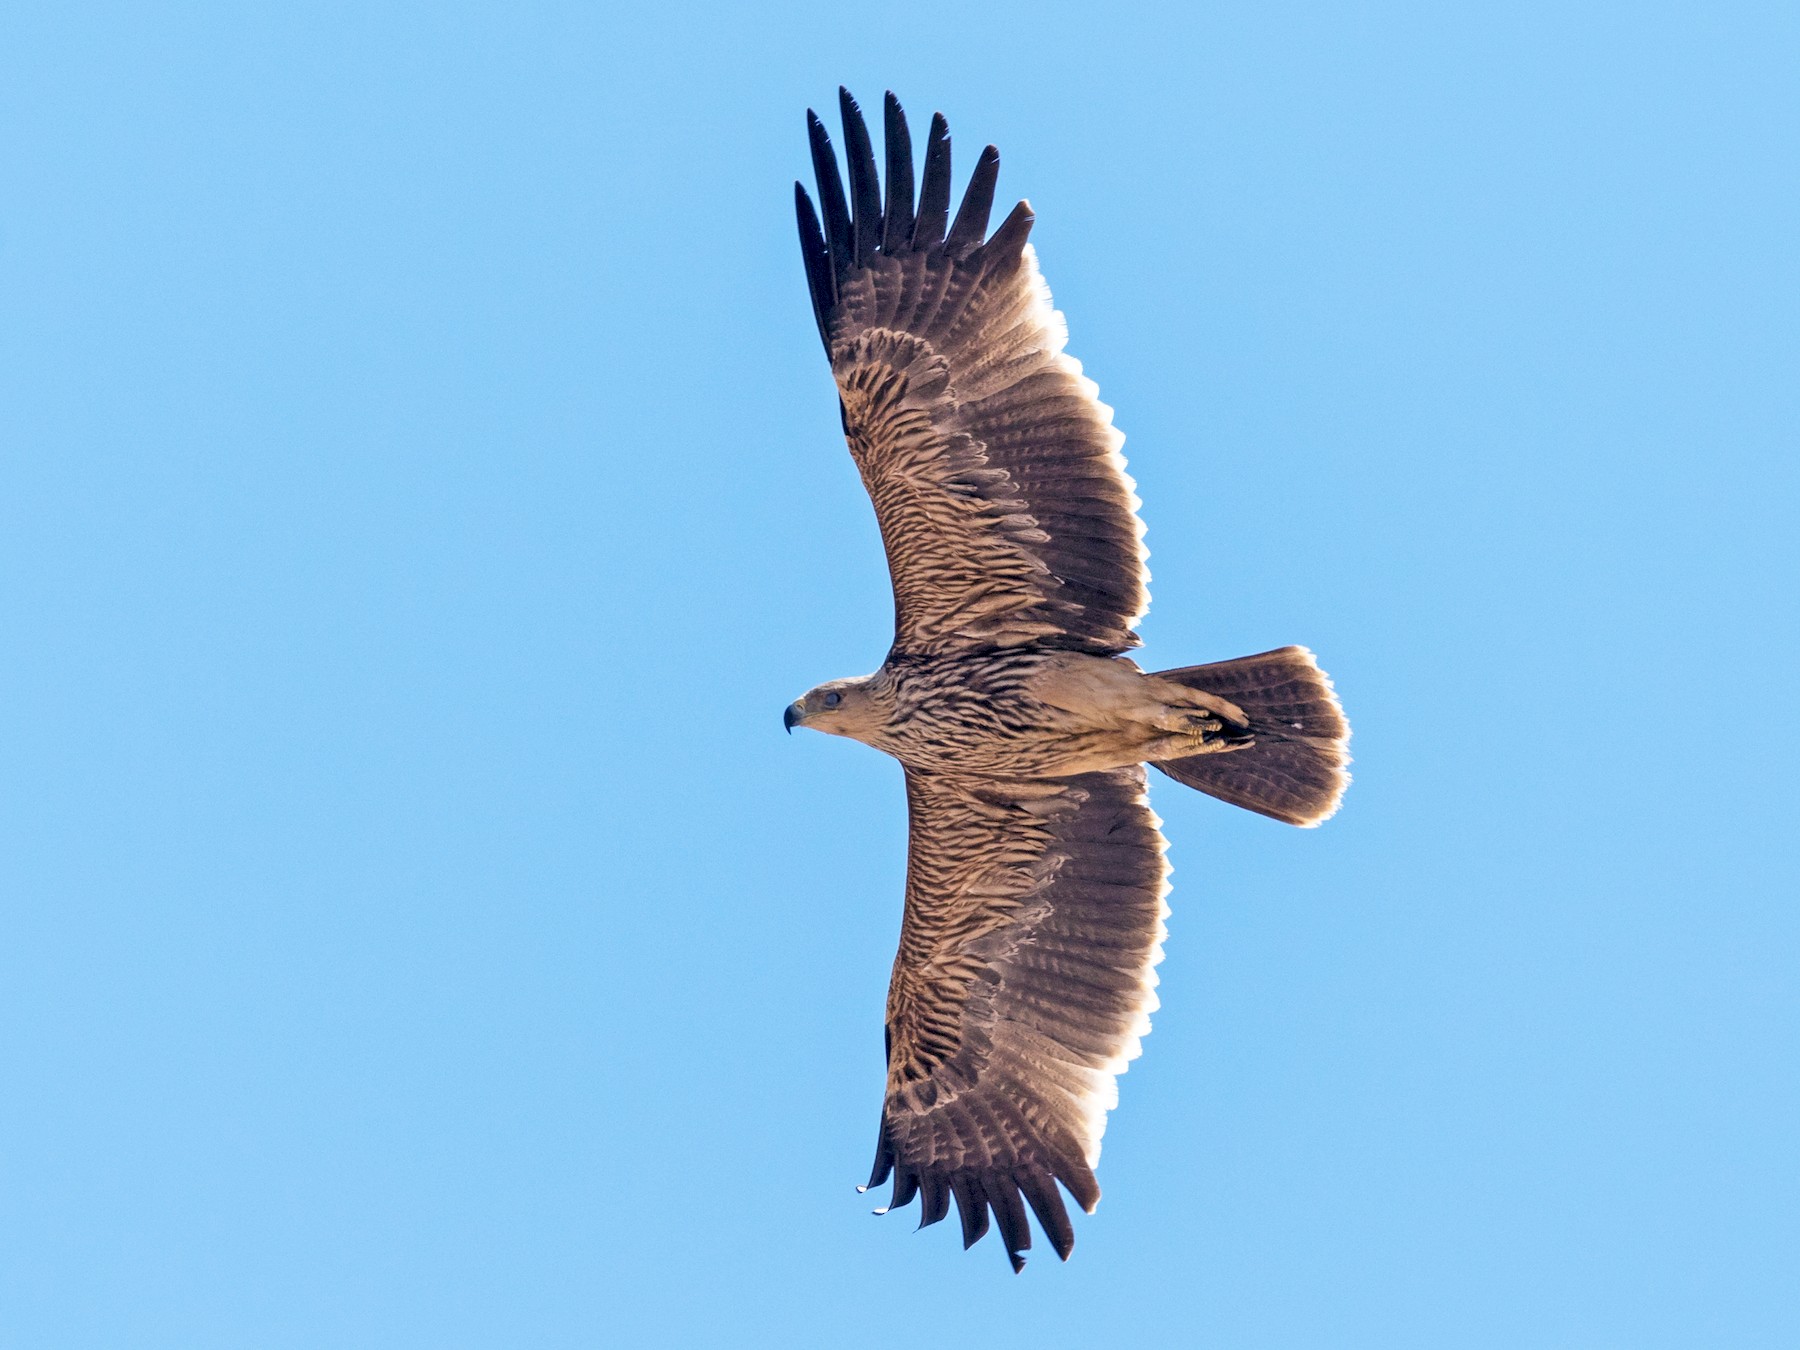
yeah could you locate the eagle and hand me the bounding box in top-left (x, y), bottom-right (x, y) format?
top-left (784, 90), bottom-right (1351, 1272)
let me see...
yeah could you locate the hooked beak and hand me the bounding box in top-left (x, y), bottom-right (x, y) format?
top-left (783, 701), bottom-right (803, 734)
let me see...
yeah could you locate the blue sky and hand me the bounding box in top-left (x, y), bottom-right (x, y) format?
top-left (3, 2), bottom-right (1796, 1346)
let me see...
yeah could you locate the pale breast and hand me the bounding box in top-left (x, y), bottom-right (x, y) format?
top-left (872, 650), bottom-right (1137, 777)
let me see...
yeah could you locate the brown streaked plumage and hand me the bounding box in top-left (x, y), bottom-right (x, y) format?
top-left (786, 90), bottom-right (1352, 1272)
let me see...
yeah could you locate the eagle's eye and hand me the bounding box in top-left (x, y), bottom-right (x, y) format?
top-left (823, 691), bottom-right (842, 709)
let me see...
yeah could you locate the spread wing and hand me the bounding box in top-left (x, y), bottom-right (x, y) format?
top-left (865, 765), bottom-right (1170, 1271)
top-left (796, 90), bottom-right (1149, 658)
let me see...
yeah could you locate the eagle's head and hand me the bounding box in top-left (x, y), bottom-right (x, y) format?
top-left (784, 675), bottom-right (886, 744)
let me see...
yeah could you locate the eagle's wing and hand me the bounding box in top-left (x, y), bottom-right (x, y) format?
top-left (796, 91), bottom-right (1149, 658)
top-left (866, 765), bottom-right (1170, 1271)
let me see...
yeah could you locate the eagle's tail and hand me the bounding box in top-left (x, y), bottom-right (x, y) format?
top-left (1148, 646), bottom-right (1350, 828)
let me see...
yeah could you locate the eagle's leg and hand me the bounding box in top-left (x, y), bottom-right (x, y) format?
top-left (1134, 675), bottom-right (1255, 754)
top-left (1173, 708), bottom-right (1255, 752)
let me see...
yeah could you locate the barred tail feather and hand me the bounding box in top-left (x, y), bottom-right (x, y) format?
top-left (1150, 646), bottom-right (1350, 827)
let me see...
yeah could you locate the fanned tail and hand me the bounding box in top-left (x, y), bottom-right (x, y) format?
top-left (1150, 646), bottom-right (1350, 827)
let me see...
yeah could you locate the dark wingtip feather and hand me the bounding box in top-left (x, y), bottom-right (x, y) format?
top-left (793, 183), bottom-right (833, 350)
top-left (864, 1123), bottom-right (894, 1191)
top-left (913, 112), bottom-right (952, 249)
top-left (880, 91), bottom-right (915, 254)
top-left (886, 1167), bottom-right (920, 1214)
top-left (1018, 1166), bottom-right (1076, 1262)
top-left (1061, 1159), bottom-right (1102, 1215)
top-left (837, 87), bottom-right (881, 265)
top-left (983, 198), bottom-right (1035, 264)
top-left (805, 109), bottom-right (853, 281)
top-left (988, 1173), bottom-right (1034, 1274)
top-left (951, 1173), bottom-right (990, 1249)
top-left (917, 1174), bottom-right (950, 1229)
top-left (946, 143), bottom-right (1000, 256)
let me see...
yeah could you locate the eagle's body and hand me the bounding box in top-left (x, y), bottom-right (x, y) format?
top-left (786, 91), bottom-right (1351, 1272)
top-left (797, 649), bottom-right (1252, 779)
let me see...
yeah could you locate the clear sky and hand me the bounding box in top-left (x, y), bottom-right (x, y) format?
top-left (3, 2), bottom-right (1796, 1346)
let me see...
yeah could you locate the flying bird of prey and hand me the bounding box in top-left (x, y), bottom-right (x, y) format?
top-left (785, 90), bottom-right (1351, 1272)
